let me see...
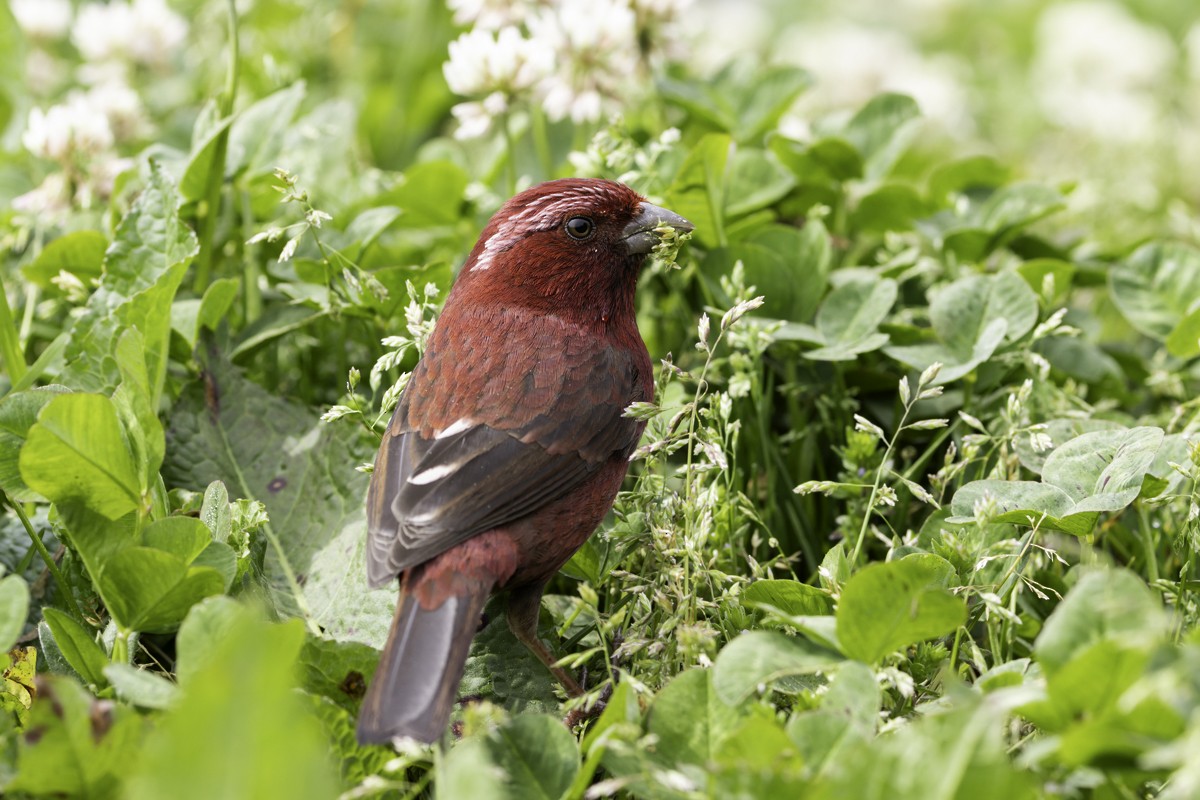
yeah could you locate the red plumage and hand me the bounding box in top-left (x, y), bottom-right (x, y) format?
top-left (357, 179), bottom-right (692, 744)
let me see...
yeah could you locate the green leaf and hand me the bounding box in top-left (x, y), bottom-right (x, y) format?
top-left (175, 596), bottom-right (242, 686)
top-left (927, 155), bottom-right (1011, 202)
top-left (649, 668), bottom-right (746, 766)
top-left (102, 544), bottom-right (231, 634)
top-left (842, 93), bottom-right (921, 179)
top-left (836, 555), bottom-right (966, 664)
top-left (173, 278), bottom-right (240, 347)
top-left (20, 393), bottom-right (142, 520)
top-left (178, 111), bottom-right (234, 201)
top-left (1017, 258), bottom-right (1075, 304)
top-left (884, 271), bottom-right (1037, 383)
top-left (711, 631), bottom-right (842, 705)
top-left (0, 385), bottom-right (70, 501)
top-left (948, 479), bottom-right (1097, 536)
top-left (8, 675), bottom-right (143, 797)
top-left (1041, 426), bottom-right (1163, 511)
top-left (1110, 242), bottom-right (1200, 340)
top-left (804, 272), bottom-right (897, 361)
top-left (124, 607), bottom-right (337, 800)
top-left (1034, 568), bottom-right (1167, 675)
top-left (667, 133), bottom-right (733, 248)
top-left (103, 663), bottom-right (180, 710)
top-left (1013, 418), bottom-right (1124, 475)
top-left (660, 64), bottom-right (810, 142)
top-left (441, 713), bottom-right (579, 800)
top-left (224, 81), bottom-right (306, 179)
top-left (725, 147), bottom-right (796, 218)
top-left (1166, 305), bottom-right (1200, 358)
top-left (164, 354), bottom-right (391, 643)
top-left (21, 230), bottom-right (108, 290)
top-left (62, 162), bottom-right (198, 394)
top-left (460, 597), bottom-right (560, 714)
top-left (199, 480), bottom-right (233, 542)
top-left (786, 661), bottom-right (879, 770)
top-left (0, 574), bottom-right (28, 652)
top-left (384, 160), bottom-right (469, 228)
top-left (298, 635), bottom-right (379, 714)
top-left (742, 579), bottom-right (833, 616)
top-left (41, 607), bottom-right (108, 689)
top-left (851, 184), bottom-right (932, 233)
top-left (112, 328), bottom-right (164, 494)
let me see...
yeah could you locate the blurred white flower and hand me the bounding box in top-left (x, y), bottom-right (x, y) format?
top-left (10, 0), bottom-right (73, 39)
top-left (12, 174), bottom-right (70, 216)
top-left (84, 80), bottom-right (145, 141)
top-left (527, 0), bottom-right (638, 123)
top-left (774, 22), bottom-right (971, 134)
top-left (23, 94), bottom-right (114, 162)
top-left (1032, 1), bottom-right (1174, 142)
top-left (446, 0), bottom-right (541, 30)
top-left (443, 26), bottom-right (551, 138)
top-left (72, 0), bottom-right (187, 67)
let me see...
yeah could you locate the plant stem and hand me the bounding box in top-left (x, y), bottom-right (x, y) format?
top-left (850, 403), bottom-right (916, 565)
top-left (2, 491), bottom-right (85, 623)
top-left (192, 0), bottom-right (240, 294)
top-left (112, 627), bottom-right (130, 664)
top-left (0, 276), bottom-right (27, 385)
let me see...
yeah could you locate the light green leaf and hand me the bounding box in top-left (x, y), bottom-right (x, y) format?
top-left (1110, 241), bottom-right (1200, 340)
top-left (125, 609), bottom-right (337, 800)
top-left (0, 385), bottom-right (71, 501)
top-left (711, 630), bottom-right (842, 705)
top-left (836, 555), bottom-right (966, 664)
top-left (41, 607), bottom-right (108, 689)
top-left (20, 393), bottom-right (142, 520)
top-left (1034, 569), bottom-right (1167, 675)
top-left (441, 713), bottom-right (579, 800)
top-left (649, 668), bottom-right (747, 766)
top-left (842, 93), bottom-right (921, 179)
top-left (948, 479), bottom-right (1097, 536)
top-left (667, 132), bottom-right (733, 248)
top-left (21, 230), bottom-right (107, 290)
top-left (804, 272), bottom-right (897, 361)
top-left (1041, 426), bottom-right (1163, 510)
top-left (742, 579), bottom-right (833, 616)
top-left (726, 147), bottom-right (796, 218)
top-left (385, 160), bottom-right (469, 228)
top-left (1014, 418), bottom-right (1125, 475)
top-left (0, 574), bottom-right (29, 652)
top-left (103, 663), bottom-right (180, 710)
top-left (225, 81), bottom-right (306, 178)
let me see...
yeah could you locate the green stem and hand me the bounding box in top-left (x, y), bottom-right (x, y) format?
top-left (2, 491), bottom-right (84, 623)
top-left (1136, 503), bottom-right (1160, 583)
top-left (0, 276), bottom-right (27, 385)
top-left (192, 0), bottom-right (240, 294)
top-left (112, 627), bottom-right (130, 664)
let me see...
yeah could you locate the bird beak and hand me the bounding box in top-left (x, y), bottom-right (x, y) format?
top-left (622, 202), bottom-right (694, 256)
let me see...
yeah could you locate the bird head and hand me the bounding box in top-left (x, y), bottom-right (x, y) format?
top-left (452, 179), bottom-right (692, 323)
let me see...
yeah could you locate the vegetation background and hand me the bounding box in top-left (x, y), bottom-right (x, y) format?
top-left (3, 0), bottom-right (1200, 797)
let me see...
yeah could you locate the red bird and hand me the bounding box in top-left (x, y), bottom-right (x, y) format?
top-left (357, 179), bottom-right (692, 744)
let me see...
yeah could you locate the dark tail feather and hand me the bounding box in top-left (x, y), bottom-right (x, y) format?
top-left (356, 582), bottom-right (490, 744)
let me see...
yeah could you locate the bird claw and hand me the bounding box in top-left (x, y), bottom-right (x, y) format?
top-left (563, 682), bottom-right (614, 729)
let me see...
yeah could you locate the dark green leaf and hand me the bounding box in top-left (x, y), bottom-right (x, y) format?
top-left (41, 607), bottom-right (108, 688)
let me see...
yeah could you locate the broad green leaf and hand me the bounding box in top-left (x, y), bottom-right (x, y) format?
top-left (175, 596), bottom-right (242, 686)
top-left (660, 63), bottom-right (810, 142)
top-left (1166, 305), bottom-right (1200, 358)
top-left (948, 479), bottom-right (1097, 536)
top-left (708, 221), bottom-right (831, 323)
top-left (200, 480), bottom-right (233, 543)
top-left (178, 112), bottom-right (234, 201)
top-left (61, 162), bottom-right (198, 394)
top-left (103, 663), bottom-right (180, 710)
top-left (298, 636), bottom-right (379, 714)
top-left (649, 668), bottom-right (747, 766)
top-left (1110, 241), bottom-right (1200, 340)
top-left (102, 545), bottom-right (230, 633)
top-left (384, 160), bottom-right (469, 228)
top-left (885, 271), bottom-right (1036, 383)
top-left (804, 272), bottom-right (897, 361)
top-left (20, 393), bottom-right (142, 520)
top-left (842, 93), bottom-right (920, 179)
top-left (172, 277), bottom-right (240, 347)
top-left (112, 328), bottom-right (164, 493)
top-left (726, 147), bottom-right (796, 218)
top-left (786, 662), bottom-right (879, 771)
top-left (1034, 569), bottom-right (1167, 675)
top-left (0, 574), bottom-right (28, 652)
top-left (0, 385), bottom-right (70, 501)
top-left (836, 555), bottom-right (966, 664)
top-left (164, 354), bottom-right (392, 645)
top-left (8, 675), bottom-right (143, 798)
top-left (711, 630), bottom-right (842, 705)
top-left (124, 609), bottom-right (337, 800)
top-left (1017, 258), bottom-right (1075, 304)
top-left (920, 183), bottom-right (1065, 261)
top-left (742, 579), bottom-right (833, 616)
top-left (41, 607), bottom-right (108, 689)
top-left (1041, 426), bottom-right (1163, 511)
top-left (460, 598), bottom-right (560, 714)
top-left (1013, 417), bottom-right (1124, 475)
top-left (230, 304), bottom-right (328, 358)
top-left (927, 155), bottom-right (1011, 202)
top-left (667, 133), bottom-right (733, 248)
top-left (441, 713), bottom-right (579, 800)
top-left (21, 230), bottom-right (107, 289)
top-left (851, 184), bottom-right (932, 233)
top-left (225, 81), bottom-right (306, 178)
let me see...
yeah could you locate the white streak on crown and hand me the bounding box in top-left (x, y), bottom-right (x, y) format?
top-left (471, 183), bottom-right (617, 271)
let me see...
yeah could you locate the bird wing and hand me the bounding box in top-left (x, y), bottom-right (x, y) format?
top-left (365, 324), bottom-right (646, 588)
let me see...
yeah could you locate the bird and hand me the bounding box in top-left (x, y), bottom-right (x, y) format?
top-left (356, 178), bottom-right (693, 744)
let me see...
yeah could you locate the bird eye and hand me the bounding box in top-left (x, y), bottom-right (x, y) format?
top-left (564, 216), bottom-right (595, 240)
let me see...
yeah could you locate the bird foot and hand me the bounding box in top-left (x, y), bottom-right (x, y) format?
top-left (563, 682), bottom-right (613, 729)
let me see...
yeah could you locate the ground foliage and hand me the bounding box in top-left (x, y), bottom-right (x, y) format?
top-left (3, 0), bottom-right (1200, 798)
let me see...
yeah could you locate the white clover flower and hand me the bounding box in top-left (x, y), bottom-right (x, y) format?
top-left (446, 0), bottom-right (541, 30)
top-left (527, 0), bottom-right (638, 123)
top-left (11, 0), bottom-right (73, 40)
top-left (23, 94), bottom-right (114, 162)
top-left (12, 174), bottom-right (70, 216)
top-left (72, 0), bottom-right (187, 67)
top-left (773, 22), bottom-right (972, 134)
top-left (1032, 1), bottom-right (1174, 142)
top-left (443, 26), bottom-right (551, 138)
top-left (85, 80), bottom-right (145, 142)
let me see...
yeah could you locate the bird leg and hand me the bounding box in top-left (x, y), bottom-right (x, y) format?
top-left (505, 582), bottom-right (585, 697)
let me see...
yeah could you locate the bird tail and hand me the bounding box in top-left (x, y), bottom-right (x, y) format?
top-left (356, 579), bottom-right (491, 745)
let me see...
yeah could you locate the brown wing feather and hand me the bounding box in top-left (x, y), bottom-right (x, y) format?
top-left (365, 306), bottom-right (647, 589)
